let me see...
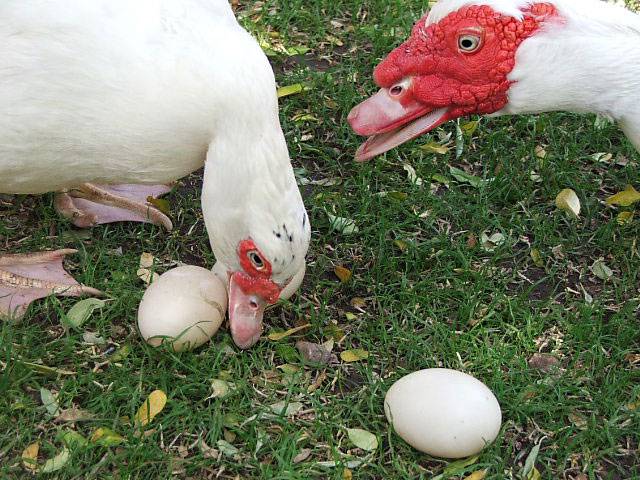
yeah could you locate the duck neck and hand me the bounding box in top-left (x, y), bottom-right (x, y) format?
top-left (503, 6), bottom-right (640, 149)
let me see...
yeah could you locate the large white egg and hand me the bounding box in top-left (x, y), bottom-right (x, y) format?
top-left (384, 369), bottom-right (502, 458)
top-left (212, 261), bottom-right (305, 301)
top-left (137, 266), bottom-right (227, 352)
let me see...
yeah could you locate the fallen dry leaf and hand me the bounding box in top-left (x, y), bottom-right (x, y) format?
top-left (528, 353), bottom-right (561, 373)
top-left (296, 341), bottom-right (332, 366)
top-left (617, 211), bottom-right (635, 225)
top-left (334, 266), bottom-right (352, 283)
top-left (340, 349), bottom-right (369, 363)
top-left (293, 448), bottom-right (311, 464)
top-left (22, 442), bottom-right (39, 471)
top-left (346, 428), bottom-right (378, 451)
top-left (90, 427), bottom-right (125, 446)
top-left (268, 324), bottom-right (310, 341)
top-left (135, 390), bottom-right (167, 427)
top-left (606, 184), bottom-right (640, 207)
top-left (464, 470), bottom-right (487, 480)
top-left (555, 188), bottom-right (581, 218)
top-left (343, 468), bottom-right (353, 480)
top-left (55, 406), bottom-right (95, 423)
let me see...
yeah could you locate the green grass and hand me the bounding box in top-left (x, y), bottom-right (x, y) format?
top-left (1, 1), bottom-right (639, 478)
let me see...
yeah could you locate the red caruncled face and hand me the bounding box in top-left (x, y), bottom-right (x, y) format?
top-left (348, 3), bottom-right (557, 161)
top-left (228, 239), bottom-right (282, 349)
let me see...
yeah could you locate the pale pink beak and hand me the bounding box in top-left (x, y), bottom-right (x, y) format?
top-left (228, 273), bottom-right (280, 349)
top-left (348, 87), bottom-right (449, 162)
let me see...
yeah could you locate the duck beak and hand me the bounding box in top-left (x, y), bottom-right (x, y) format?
top-left (228, 272), bottom-right (281, 349)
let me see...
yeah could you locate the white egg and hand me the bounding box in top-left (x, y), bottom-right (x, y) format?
top-left (211, 261), bottom-right (305, 301)
top-left (137, 265), bottom-right (228, 352)
top-left (384, 368), bottom-right (501, 458)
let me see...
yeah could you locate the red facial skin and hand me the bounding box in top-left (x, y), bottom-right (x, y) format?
top-left (236, 239), bottom-right (281, 304)
top-left (376, 3), bottom-right (557, 117)
top-left (228, 239), bottom-right (283, 349)
top-left (349, 3), bottom-right (559, 160)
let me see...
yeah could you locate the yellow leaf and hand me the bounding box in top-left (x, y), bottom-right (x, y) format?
top-left (334, 266), bottom-right (352, 283)
top-left (340, 349), bottom-right (369, 362)
top-left (394, 239), bottom-right (409, 252)
top-left (419, 141), bottom-right (449, 154)
top-left (626, 401), bottom-right (639, 411)
top-left (607, 185), bottom-right (640, 207)
top-left (530, 248), bottom-right (544, 268)
top-left (90, 427), bottom-right (125, 446)
top-left (464, 470), bottom-right (487, 480)
top-left (277, 83), bottom-right (308, 98)
top-left (343, 468), bottom-right (353, 479)
top-left (22, 442), bottom-right (39, 471)
top-left (527, 467), bottom-right (542, 480)
top-left (617, 211), bottom-right (635, 225)
top-left (292, 113), bottom-right (319, 123)
top-left (534, 145), bottom-right (547, 159)
top-left (461, 120), bottom-right (480, 137)
top-left (555, 188), bottom-right (581, 218)
top-left (135, 390), bottom-right (167, 427)
top-left (146, 196), bottom-right (171, 216)
top-left (268, 323), bottom-right (310, 341)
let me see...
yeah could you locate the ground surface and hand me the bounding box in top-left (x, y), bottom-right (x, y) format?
top-left (1, 1), bottom-right (639, 479)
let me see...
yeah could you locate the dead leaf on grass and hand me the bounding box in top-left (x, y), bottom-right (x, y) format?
top-left (268, 324), bottom-right (310, 341)
top-left (293, 448), bottom-right (311, 464)
top-left (340, 349), bottom-right (369, 363)
top-left (334, 266), bottom-right (352, 283)
top-left (22, 442), bottom-right (39, 471)
top-left (606, 185), bottom-right (640, 207)
top-left (528, 353), bottom-right (561, 373)
top-left (135, 390), bottom-right (167, 427)
top-left (555, 189), bottom-right (581, 218)
top-left (296, 341), bottom-right (333, 366)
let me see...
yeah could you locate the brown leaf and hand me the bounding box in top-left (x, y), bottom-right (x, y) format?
top-left (308, 371), bottom-right (327, 393)
top-left (467, 233), bottom-right (478, 248)
top-left (334, 266), bottom-right (352, 283)
top-left (568, 411), bottom-right (588, 429)
top-left (293, 448), bottom-right (311, 464)
top-left (350, 297), bottom-right (366, 310)
top-left (528, 353), bottom-right (560, 373)
top-left (296, 341), bottom-right (332, 366)
top-left (625, 353), bottom-right (640, 365)
top-left (55, 407), bottom-right (95, 423)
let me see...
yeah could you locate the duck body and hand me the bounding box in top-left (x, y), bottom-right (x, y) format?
top-left (1, 0), bottom-right (261, 193)
top-left (0, 0), bottom-right (311, 349)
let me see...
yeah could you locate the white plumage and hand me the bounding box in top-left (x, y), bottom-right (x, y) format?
top-left (430, 0), bottom-right (640, 149)
top-left (0, 0), bottom-right (310, 345)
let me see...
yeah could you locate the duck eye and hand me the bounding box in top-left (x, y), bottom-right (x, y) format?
top-left (247, 251), bottom-right (265, 270)
top-left (458, 34), bottom-right (481, 53)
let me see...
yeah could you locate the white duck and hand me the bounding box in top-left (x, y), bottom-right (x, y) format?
top-left (0, 0), bottom-right (311, 348)
top-left (349, 0), bottom-right (640, 161)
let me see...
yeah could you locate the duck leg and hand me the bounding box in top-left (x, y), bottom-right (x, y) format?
top-left (55, 183), bottom-right (173, 231)
top-left (0, 249), bottom-right (103, 320)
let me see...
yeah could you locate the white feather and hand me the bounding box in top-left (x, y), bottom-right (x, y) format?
top-left (428, 0), bottom-right (640, 149)
top-left (0, 0), bottom-right (310, 281)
